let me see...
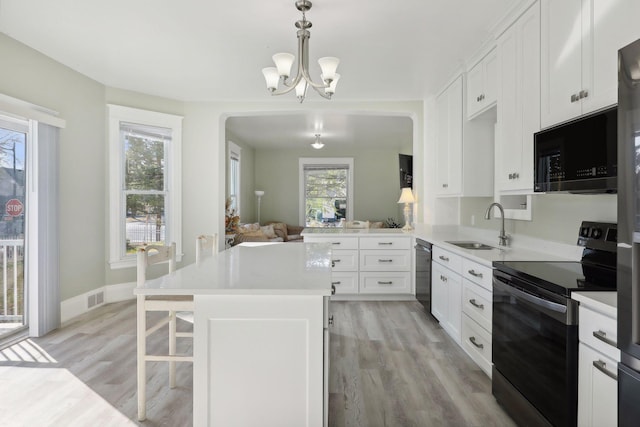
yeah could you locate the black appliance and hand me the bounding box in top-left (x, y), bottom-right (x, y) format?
top-left (492, 221), bottom-right (617, 427)
top-left (534, 107), bottom-right (617, 194)
top-left (617, 38), bottom-right (640, 427)
top-left (415, 239), bottom-right (432, 315)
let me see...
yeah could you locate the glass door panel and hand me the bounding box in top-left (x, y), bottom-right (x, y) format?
top-left (0, 125), bottom-right (26, 339)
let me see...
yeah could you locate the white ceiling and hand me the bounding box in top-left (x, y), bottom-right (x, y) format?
top-left (0, 0), bottom-right (519, 147)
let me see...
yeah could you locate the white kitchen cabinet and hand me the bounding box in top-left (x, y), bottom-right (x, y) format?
top-left (466, 49), bottom-right (497, 119)
top-left (435, 75), bottom-right (494, 198)
top-left (541, 0), bottom-right (640, 128)
top-left (435, 76), bottom-right (463, 196)
top-left (304, 233), bottom-right (412, 297)
top-left (431, 247), bottom-right (462, 344)
top-left (574, 293), bottom-right (620, 427)
top-left (496, 1), bottom-right (540, 193)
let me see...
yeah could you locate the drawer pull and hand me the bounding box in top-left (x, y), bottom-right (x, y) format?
top-left (593, 330), bottom-right (617, 347)
top-left (468, 269), bottom-right (483, 278)
top-left (378, 242), bottom-right (393, 246)
top-left (440, 275), bottom-right (447, 282)
top-left (377, 281), bottom-right (393, 285)
top-left (331, 281), bottom-right (341, 285)
top-left (333, 259), bottom-right (342, 263)
top-left (469, 336), bottom-right (484, 349)
top-left (469, 299), bottom-right (484, 310)
top-left (593, 359), bottom-right (618, 380)
top-left (332, 242), bottom-right (341, 245)
top-left (378, 259), bottom-right (393, 263)
top-left (439, 255), bottom-right (450, 262)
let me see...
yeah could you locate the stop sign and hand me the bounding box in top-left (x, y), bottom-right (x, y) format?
top-left (6, 199), bottom-right (23, 217)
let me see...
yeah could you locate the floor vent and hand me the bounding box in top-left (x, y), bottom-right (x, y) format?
top-left (87, 291), bottom-right (105, 309)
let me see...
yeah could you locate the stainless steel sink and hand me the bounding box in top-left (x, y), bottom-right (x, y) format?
top-left (446, 241), bottom-right (496, 250)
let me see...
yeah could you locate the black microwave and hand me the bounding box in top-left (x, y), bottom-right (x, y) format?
top-left (534, 107), bottom-right (617, 193)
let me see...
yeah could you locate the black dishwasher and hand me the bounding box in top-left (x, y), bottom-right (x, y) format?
top-left (415, 239), bottom-right (432, 316)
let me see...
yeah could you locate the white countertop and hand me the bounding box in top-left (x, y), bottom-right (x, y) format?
top-left (301, 228), bottom-right (409, 237)
top-left (134, 242), bottom-right (333, 296)
top-left (572, 291), bottom-right (617, 318)
top-left (412, 224), bottom-right (577, 267)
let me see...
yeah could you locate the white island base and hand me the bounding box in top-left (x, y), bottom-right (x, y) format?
top-left (193, 294), bottom-right (329, 427)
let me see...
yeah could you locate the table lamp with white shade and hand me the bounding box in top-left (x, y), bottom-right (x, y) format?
top-left (255, 190), bottom-right (265, 224)
top-left (397, 187), bottom-right (415, 231)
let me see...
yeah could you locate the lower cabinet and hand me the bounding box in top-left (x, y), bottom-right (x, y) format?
top-left (304, 234), bottom-right (412, 297)
top-left (576, 297), bottom-right (619, 427)
top-left (432, 245), bottom-right (493, 377)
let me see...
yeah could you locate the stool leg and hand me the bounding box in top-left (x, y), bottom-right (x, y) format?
top-left (137, 295), bottom-right (147, 421)
top-left (169, 310), bottom-right (177, 388)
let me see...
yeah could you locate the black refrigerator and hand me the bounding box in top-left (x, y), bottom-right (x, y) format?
top-left (618, 38), bottom-right (640, 427)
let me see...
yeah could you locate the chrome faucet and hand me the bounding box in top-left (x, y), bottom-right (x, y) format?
top-left (484, 202), bottom-right (509, 247)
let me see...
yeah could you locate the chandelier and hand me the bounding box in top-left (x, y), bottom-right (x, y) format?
top-left (261, 0), bottom-right (340, 103)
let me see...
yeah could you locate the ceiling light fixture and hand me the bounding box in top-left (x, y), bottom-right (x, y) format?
top-left (262, 0), bottom-right (340, 103)
top-left (311, 134), bottom-right (325, 149)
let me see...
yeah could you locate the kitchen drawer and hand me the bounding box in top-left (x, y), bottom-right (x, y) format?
top-left (462, 279), bottom-right (492, 332)
top-left (461, 313), bottom-right (492, 377)
top-left (359, 272), bottom-right (411, 294)
top-left (331, 250), bottom-right (358, 272)
top-left (461, 258), bottom-right (492, 291)
top-left (359, 236), bottom-right (411, 250)
top-left (330, 272), bottom-right (358, 294)
top-left (359, 250), bottom-right (410, 272)
top-left (304, 236), bottom-right (359, 250)
top-left (579, 305), bottom-right (620, 361)
top-left (433, 246), bottom-right (461, 272)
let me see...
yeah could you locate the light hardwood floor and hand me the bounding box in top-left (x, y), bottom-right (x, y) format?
top-left (0, 300), bottom-right (515, 427)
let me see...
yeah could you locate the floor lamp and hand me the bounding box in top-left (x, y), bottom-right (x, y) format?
top-left (397, 187), bottom-right (415, 231)
top-left (255, 190), bottom-right (264, 224)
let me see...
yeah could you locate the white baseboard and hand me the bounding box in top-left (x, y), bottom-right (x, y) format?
top-left (60, 282), bottom-right (135, 324)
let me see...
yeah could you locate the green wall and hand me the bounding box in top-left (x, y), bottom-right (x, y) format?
top-left (254, 146), bottom-right (408, 226)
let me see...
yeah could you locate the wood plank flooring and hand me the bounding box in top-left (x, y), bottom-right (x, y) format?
top-left (0, 300), bottom-right (515, 427)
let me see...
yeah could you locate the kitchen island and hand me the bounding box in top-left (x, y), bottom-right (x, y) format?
top-left (135, 242), bottom-right (333, 427)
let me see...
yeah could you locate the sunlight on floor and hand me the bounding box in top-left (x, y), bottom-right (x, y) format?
top-left (0, 367), bottom-right (137, 427)
top-left (0, 339), bottom-right (57, 363)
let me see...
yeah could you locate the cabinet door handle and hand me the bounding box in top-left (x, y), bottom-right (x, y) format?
top-left (593, 359), bottom-right (618, 380)
top-left (469, 336), bottom-right (484, 349)
top-left (469, 299), bottom-right (484, 310)
top-left (378, 242), bottom-right (393, 246)
top-left (328, 315), bottom-right (334, 326)
top-left (439, 255), bottom-right (449, 262)
top-left (440, 275), bottom-right (448, 282)
top-left (579, 89), bottom-right (589, 99)
top-left (332, 242), bottom-right (341, 245)
top-left (468, 269), bottom-right (483, 278)
top-left (378, 259), bottom-right (393, 263)
top-left (377, 281), bottom-right (393, 285)
top-left (331, 284), bottom-right (336, 295)
top-left (571, 93), bottom-right (578, 102)
top-left (593, 330), bottom-right (617, 347)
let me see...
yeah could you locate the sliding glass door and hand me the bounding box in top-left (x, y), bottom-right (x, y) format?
top-left (0, 118), bottom-right (27, 339)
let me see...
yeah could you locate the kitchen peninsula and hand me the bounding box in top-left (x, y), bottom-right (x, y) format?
top-left (135, 242), bottom-right (332, 427)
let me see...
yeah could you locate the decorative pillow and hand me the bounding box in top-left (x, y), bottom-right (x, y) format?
top-left (261, 224), bottom-right (277, 239)
top-left (370, 221), bottom-right (384, 229)
top-left (238, 223), bottom-right (261, 234)
top-left (240, 230), bottom-right (265, 238)
top-left (270, 222), bottom-right (288, 240)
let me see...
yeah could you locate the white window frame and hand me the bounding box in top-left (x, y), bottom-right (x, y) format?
top-left (228, 141), bottom-right (241, 216)
top-left (299, 157), bottom-right (354, 226)
top-left (108, 104), bottom-right (183, 269)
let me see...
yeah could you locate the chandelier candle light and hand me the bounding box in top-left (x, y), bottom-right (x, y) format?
top-left (262, 0), bottom-right (340, 103)
top-left (397, 188), bottom-right (416, 231)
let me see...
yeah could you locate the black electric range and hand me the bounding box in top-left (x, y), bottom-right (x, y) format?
top-left (491, 221), bottom-right (617, 427)
top-left (493, 221), bottom-right (617, 297)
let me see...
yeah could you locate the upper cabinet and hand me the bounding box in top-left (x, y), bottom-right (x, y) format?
top-left (466, 49), bottom-right (498, 120)
top-left (496, 1), bottom-right (540, 193)
top-left (435, 75), bottom-right (494, 198)
top-left (541, 0), bottom-right (640, 128)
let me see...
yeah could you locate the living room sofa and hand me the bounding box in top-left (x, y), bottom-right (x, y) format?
top-left (233, 222), bottom-right (304, 245)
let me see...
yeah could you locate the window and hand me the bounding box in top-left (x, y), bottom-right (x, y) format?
top-left (108, 105), bottom-right (182, 268)
top-left (299, 158), bottom-right (354, 227)
top-left (228, 141), bottom-right (241, 215)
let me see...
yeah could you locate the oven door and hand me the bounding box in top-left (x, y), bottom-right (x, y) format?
top-left (493, 273), bottom-right (578, 427)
